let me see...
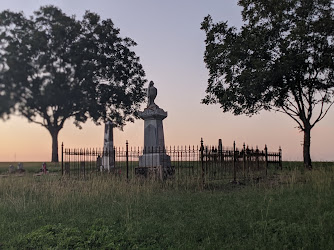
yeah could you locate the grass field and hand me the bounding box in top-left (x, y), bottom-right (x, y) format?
top-left (0, 162), bottom-right (333, 249)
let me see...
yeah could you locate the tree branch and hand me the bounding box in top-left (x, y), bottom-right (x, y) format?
top-left (279, 106), bottom-right (304, 130)
top-left (311, 100), bottom-right (334, 128)
top-left (283, 100), bottom-right (300, 116)
top-left (296, 83), bottom-right (307, 122)
top-left (291, 88), bottom-right (305, 121)
top-left (25, 116), bottom-right (47, 127)
top-left (286, 98), bottom-right (298, 112)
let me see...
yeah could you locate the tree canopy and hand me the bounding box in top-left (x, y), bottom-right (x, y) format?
top-left (201, 0), bottom-right (334, 167)
top-left (0, 6), bottom-right (147, 162)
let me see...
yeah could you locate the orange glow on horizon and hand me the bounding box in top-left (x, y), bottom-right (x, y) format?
top-left (0, 106), bottom-right (333, 162)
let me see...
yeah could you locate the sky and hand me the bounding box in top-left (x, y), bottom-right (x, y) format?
top-left (0, 0), bottom-right (333, 162)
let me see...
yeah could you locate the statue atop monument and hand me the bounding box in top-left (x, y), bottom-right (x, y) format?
top-left (147, 81), bottom-right (157, 107)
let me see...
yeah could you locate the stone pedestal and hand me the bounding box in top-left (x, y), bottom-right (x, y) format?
top-left (139, 153), bottom-right (171, 168)
top-left (102, 121), bottom-right (114, 171)
top-left (138, 104), bottom-right (172, 178)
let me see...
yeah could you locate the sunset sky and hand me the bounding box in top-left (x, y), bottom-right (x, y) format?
top-left (0, 0), bottom-right (333, 162)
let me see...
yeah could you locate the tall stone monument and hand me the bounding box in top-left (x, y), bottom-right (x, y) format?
top-left (138, 81), bottom-right (171, 178)
top-left (102, 120), bottom-right (114, 171)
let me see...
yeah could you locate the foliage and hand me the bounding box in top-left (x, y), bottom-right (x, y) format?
top-left (0, 6), bottom-right (146, 161)
top-left (0, 85), bottom-right (13, 119)
top-left (201, 0), bottom-right (334, 167)
top-left (15, 224), bottom-right (132, 249)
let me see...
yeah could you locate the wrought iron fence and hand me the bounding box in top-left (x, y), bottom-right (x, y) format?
top-left (61, 139), bottom-right (282, 184)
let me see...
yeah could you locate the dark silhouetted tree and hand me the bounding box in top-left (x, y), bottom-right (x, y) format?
top-left (0, 6), bottom-right (146, 162)
top-left (201, 0), bottom-right (333, 168)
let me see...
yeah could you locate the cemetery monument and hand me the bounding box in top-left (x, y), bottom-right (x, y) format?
top-left (102, 120), bottom-right (114, 171)
top-left (138, 81), bottom-right (172, 178)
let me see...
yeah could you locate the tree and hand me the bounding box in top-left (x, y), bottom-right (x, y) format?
top-left (0, 6), bottom-right (146, 162)
top-left (201, 0), bottom-right (334, 168)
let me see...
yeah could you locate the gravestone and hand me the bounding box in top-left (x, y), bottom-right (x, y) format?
top-left (138, 81), bottom-right (172, 179)
top-left (17, 162), bottom-right (23, 169)
top-left (8, 165), bottom-right (15, 174)
top-left (17, 162), bottom-right (25, 173)
top-left (102, 120), bottom-right (114, 171)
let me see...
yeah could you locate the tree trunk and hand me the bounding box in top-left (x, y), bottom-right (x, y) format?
top-left (49, 127), bottom-right (60, 162)
top-left (303, 125), bottom-right (312, 169)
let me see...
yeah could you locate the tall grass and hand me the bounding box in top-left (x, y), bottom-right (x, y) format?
top-left (0, 163), bottom-right (333, 248)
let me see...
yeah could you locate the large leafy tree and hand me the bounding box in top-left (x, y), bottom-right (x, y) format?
top-left (201, 0), bottom-right (334, 168)
top-left (0, 6), bottom-right (146, 162)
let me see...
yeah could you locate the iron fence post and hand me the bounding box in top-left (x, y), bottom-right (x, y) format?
top-left (61, 142), bottom-right (64, 176)
top-left (200, 138), bottom-right (205, 188)
top-left (256, 146), bottom-right (260, 171)
top-left (265, 145), bottom-right (268, 176)
top-left (68, 148), bottom-right (71, 177)
top-left (279, 146), bottom-right (282, 170)
top-left (243, 143), bottom-right (246, 179)
top-left (233, 141), bottom-right (236, 183)
top-left (126, 140), bottom-right (129, 181)
top-left (83, 149), bottom-right (86, 178)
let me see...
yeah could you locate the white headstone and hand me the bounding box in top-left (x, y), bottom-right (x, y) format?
top-left (17, 162), bottom-right (23, 170)
top-left (102, 120), bottom-right (114, 171)
top-left (8, 165), bottom-right (15, 174)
